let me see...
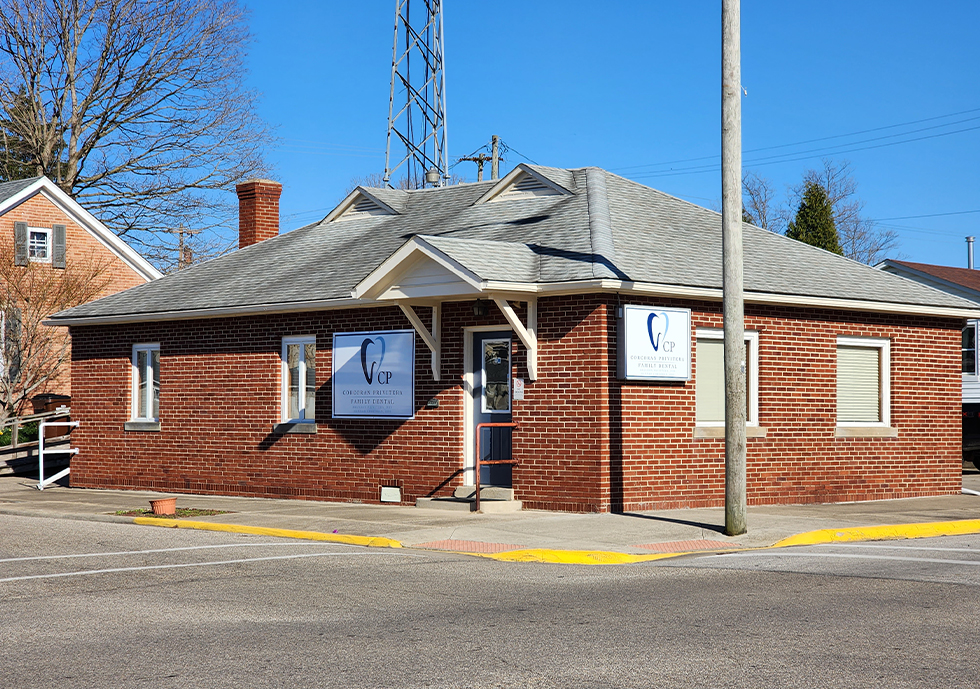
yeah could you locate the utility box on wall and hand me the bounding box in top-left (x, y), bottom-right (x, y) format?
top-left (380, 486), bottom-right (402, 503)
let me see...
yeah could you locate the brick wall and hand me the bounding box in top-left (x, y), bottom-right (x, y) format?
top-left (2, 192), bottom-right (149, 398)
top-left (607, 296), bottom-right (962, 512)
top-left (68, 294), bottom-right (963, 512)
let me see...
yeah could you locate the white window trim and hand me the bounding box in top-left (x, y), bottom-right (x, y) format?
top-left (836, 335), bottom-right (891, 428)
top-left (281, 335), bottom-right (316, 423)
top-left (963, 320), bottom-right (978, 382)
top-left (131, 343), bottom-right (160, 421)
top-left (28, 227), bottom-right (51, 263)
top-left (695, 328), bottom-right (759, 427)
top-left (481, 337), bottom-right (512, 415)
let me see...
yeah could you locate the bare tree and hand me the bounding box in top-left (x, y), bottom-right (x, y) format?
top-left (741, 171), bottom-right (780, 231)
top-left (0, 246), bottom-right (110, 421)
top-left (795, 160), bottom-right (898, 265)
top-left (0, 0), bottom-right (272, 272)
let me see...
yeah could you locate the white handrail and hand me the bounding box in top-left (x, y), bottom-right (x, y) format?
top-left (36, 420), bottom-right (79, 490)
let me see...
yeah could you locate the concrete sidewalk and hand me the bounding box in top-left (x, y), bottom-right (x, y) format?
top-left (2, 469), bottom-right (979, 563)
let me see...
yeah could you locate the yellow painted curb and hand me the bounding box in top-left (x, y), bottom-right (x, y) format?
top-left (132, 517), bottom-right (403, 549)
top-left (772, 519), bottom-right (980, 548)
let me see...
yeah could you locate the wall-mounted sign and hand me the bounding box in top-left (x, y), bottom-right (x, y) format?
top-left (618, 305), bottom-right (692, 381)
top-left (332, 329), bottom-right (415, 419)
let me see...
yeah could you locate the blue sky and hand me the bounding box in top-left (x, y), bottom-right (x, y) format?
top-left (244, 1), bottom-right (979, 267)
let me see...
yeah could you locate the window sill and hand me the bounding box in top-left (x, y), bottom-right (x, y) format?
top-left (274, 422), bottom-right (317, 435)
top-left (124, 421), bottom-right (160, 432)
top-left (694, 426), bottom-right (767, 439)
top-left (835, 426), bottom-right (898, 438)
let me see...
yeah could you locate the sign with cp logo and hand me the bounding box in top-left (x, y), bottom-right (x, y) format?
top-left (617, 305), bottom-right (692, 381)
top-left (332, 329), bottom-right (415, 418)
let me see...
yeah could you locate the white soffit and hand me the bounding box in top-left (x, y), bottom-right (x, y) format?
top-left (352, 237), bottom-right (485, 300)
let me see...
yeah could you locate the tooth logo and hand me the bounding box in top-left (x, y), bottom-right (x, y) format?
top-left (360, 337), bottom-right (386, 384)
top-left (647, 312), bottom-right (668, 352)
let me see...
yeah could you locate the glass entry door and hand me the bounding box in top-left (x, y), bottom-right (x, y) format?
top-left (472, 331), bottom-right (512, 487)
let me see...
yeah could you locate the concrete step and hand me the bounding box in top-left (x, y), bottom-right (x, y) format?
top-left (415, 496), bottom-right (523, 514)
top-left (453, 486), bottom-right (515, 501)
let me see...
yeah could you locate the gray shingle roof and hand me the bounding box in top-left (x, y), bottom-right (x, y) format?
top-left (49, 165), bottom-right (978, 324)
top-left (0, 176), bottom-right (44, 204)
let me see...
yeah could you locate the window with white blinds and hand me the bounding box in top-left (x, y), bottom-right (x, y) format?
top-left (836, 337), bottom-right (890, 426)
top-left (695, 330), bottom-right (757, 425)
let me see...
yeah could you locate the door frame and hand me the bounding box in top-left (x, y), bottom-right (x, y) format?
top-left (462, 325), bottom-right (514, 485)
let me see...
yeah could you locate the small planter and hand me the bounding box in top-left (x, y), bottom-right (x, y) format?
top-left (149, 497), bottom-right (177, 516)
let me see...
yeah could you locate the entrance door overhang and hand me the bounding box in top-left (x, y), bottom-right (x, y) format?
top-left (351, 236), bottom-right (539, 381)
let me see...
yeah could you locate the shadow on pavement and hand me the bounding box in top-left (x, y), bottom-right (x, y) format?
top-left (619, 512), bottom-right (726, 535)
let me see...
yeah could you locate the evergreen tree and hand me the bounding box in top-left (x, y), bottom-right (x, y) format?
top-left (786, 181), bottom-right (843, 255)
top-left (0, 89), bottom-right (40, 183)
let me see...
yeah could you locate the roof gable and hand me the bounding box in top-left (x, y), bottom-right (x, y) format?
top-left (0, 176), bottom-right (161, 282)
top-left (325, 187), bottom-right (400, 223)
top-left (473, 164), bottom-right (573, 205)
top-left (353, 236), bottom-right (483, 300)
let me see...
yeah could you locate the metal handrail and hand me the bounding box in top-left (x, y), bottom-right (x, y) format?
top-left (474, 422), bottom-right (518, 512)
top-left (36, 420), bottom-right (79, 490)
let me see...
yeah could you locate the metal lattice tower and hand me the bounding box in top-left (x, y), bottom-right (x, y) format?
top-left (384, 0), bottom-right (449, 189)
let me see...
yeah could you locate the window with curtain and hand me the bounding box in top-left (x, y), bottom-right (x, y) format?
top-left (131, 344), bottom-right (160, 421)
top-left (282, 336), bottom-right (316, 423)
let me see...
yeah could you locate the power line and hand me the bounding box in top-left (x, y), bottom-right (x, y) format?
top-left (871, 209), bottom-right (980, 221)
top-left (631, 123), bottom-right (980, 180)
top-left (499, 141), bottom-right (538, 166)
top-left (613, 106), bottom-right (980, 174)
top-left (280, 138), bottom-right (385, 153)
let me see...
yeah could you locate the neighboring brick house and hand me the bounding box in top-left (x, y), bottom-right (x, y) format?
top-left (0, 176), bottom-right (161, 401)
top-left (877, 258), bottom-right (980, 464)
top-left (49, 166), bottom-right (979, 512)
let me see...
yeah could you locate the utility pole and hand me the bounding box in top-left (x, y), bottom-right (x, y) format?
top-left (175, 225), bottom-right (195, 270)
top-left (722, 0), bottom-right (747, 536)
top-left (458, 152), bottom-right (490, 181)
top-left (384, 0), bottom-right (449, 189)
top-left (491, 134), bottom-right (500, 180)
top-left (459, 135), bottom-right (505, 182)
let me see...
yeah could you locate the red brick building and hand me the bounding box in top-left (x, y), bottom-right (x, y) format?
top-left (50, 167), bottom-right (978, 512)
top-left (0, 176), bottom-right (160, 400)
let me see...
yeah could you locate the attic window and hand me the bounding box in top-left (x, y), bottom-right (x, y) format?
top-left (335, 194), bottom-right (392, 221)
top-left (493, 173), bottom-right (562, 200)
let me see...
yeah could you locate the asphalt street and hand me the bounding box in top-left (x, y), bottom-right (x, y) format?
top-left (657, 533), bottom-right (980, 586)
top-left (3, 514), bottom-right (979, 688)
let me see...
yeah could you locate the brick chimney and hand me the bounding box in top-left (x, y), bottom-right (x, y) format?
top-left (236, 179), bottom-right (281, 249)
